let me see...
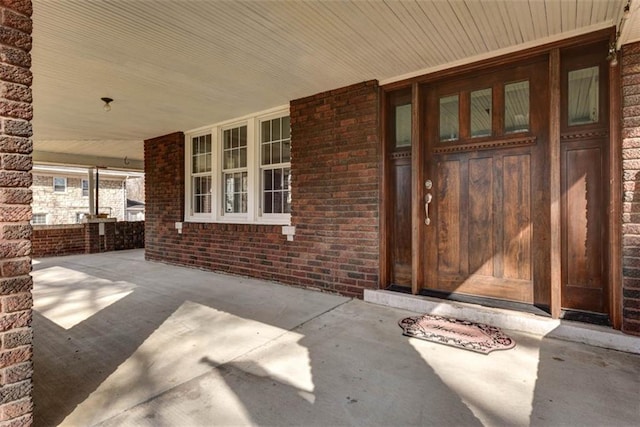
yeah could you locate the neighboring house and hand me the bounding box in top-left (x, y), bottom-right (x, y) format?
top-left (144, 29), bottom-right (640, 337)
top-left (31, 165), bottom-right (144, 225)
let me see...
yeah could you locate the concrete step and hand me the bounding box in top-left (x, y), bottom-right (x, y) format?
top-left (364, 289), bottom-right (640, 354)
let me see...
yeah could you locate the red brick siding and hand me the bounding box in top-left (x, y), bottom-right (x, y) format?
top-left (32, 225), bottom-right (84, 257)
top-left (32, 222), bottom-right (145, 257)
top-left (144, 81), bottom-right (380, 298)
top-left (288, 81), bottom-right (380, 296)
top-left (0, 1), bottom-right (33, 424)
top-left (144, 132), bottom-right (185, 261)
top-left (114, 221), bottom-right (144, 250)
top-left (622, 42), bottom-right (640, 335)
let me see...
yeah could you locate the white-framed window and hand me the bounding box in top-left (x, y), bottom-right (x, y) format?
top-left (53, 177), bottom-right (67, 193)
top-left (185, 105), bottom-right (290, 225)
top-left (260, 116), bottom-right (291, 214)
top-left (81, 179), bottom-right (89, 197)
top-left (191, 134), bottom-right (212, 215)
top-left (32, 213), bottom-right (47, 225)
top-left (222, 124), bottom-right (248, 215)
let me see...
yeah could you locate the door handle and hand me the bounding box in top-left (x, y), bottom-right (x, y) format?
top-left (425, 193), bottom-right (433, 225)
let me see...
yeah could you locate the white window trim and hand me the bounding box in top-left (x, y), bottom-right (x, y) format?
top-left (184, 105), bottom-right (291, 225)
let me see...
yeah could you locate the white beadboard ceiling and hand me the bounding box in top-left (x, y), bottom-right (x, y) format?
top-left (31, 0), bottom-right (634, 169)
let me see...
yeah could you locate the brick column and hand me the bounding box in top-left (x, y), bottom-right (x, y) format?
top-left (0, 0), bottom-right (34, 424)
top-left (622, 42), bottom-right (640, 335)
top-left (144, 132), bottom-right (185, 262)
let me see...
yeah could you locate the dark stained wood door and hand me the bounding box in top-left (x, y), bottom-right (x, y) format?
top-left (422, 61), bottom-right (549, 304)
top-left (425, 147), bottom-right (538, 302)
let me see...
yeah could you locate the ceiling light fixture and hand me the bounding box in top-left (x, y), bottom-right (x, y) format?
top-left (101, 97), bottom-right (113, 112)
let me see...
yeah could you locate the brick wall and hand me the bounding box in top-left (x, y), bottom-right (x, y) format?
top-left (621, 42), bottom-right (640, 335)
top-left (114, 221), bottom-right (144, 250)
top-left (32, 221), bottom-right (145, 257)
top-left (0, 1), bottom-right (34, 424)
top-left (145, 81), bottom-right (380, 297)
top-left (32, 225), bottom-right (84, 257)
top-left (288, 81), bottom-right (380, 296)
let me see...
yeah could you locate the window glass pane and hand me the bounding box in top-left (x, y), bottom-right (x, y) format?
top-left (285, 168), bottom-right (291, 213)
top-left (240, 125), bottom-right (247, 146)
top-left (264, 169), bottom-right (273, 191)
top-left (395, 104), bottom-right (411, 147)
top-left (224, 129), bottom-right (231, 149)
top-left (262, 143), bottom-right (271, 165)
top-left (505, 81), bottom-right (529, 133)
top-left (471, 88), bottom-right (492, 137)
top-left (262, 120), bottom-right (270, 143)
top-left (224, 151), bottom-right (233, 169)
top-left (273, 168), bottom-right (282, 191)
top-left (240, 147), bottom-right (247, 168)
top-left (272, 141), bottom-right (281, 164)
top-left (282, 140), bottom-right (291, 162)
top-left (264, 192), bottom-right (273, 214)
top-left (282, 116), bottom-right (290, 139)
top-left (568, 66), bottom-right (599, 126)
top-left (272, 118), bottom-right (281, 140)
top-left (439, 95), bottom-right (459, 141)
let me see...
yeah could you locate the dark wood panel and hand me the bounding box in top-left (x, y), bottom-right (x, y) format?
top-left (437, 160), bottom-right (462, 274)
top-left (562, 143), bottom-right (605, 312)
top-left (502, 154), bottom-right (532, 281)
top-left (391, 159), bottom-right (412, 286)
top-left (468, 157), bottom-right (494, 276)
top-left (435, 275), bottom-right (533, 303)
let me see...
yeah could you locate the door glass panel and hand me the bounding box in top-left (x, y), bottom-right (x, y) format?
top-left (439, 94), bottom-right (459, 141)
top-left (568, 66), bottom-right (599, 126)
top-left (395, 104), bottom-right (411, 147)
top-left (505, 81), bottom-right (529, 133)
top-left (471, 88), bottom-right (492, 137)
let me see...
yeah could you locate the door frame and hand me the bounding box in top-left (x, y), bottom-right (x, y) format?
top-left (379, 28), bottom-right (622, 327)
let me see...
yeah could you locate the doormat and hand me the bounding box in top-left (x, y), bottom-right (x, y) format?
top-left (398, 314), bottom-right (515, 355)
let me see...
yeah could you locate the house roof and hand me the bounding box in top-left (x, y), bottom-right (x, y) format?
top-left (32, 1), bottom-right (637, 171)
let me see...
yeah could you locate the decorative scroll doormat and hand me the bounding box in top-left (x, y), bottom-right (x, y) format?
top-left (398, 314), bottom-right (516, 354)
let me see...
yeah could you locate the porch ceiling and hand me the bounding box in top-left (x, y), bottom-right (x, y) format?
top-left (32, 0), bottom-right (632, 170)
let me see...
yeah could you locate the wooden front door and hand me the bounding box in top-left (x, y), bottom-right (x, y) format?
top-left (422, 60), bottom-right (550, 304)
top-left (383, 36), bottom-right (615, 322)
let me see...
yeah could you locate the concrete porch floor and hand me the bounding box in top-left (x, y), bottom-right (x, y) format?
top-left (33, 250), bottom-right (640, 426)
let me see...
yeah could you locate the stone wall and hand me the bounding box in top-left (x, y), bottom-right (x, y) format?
top-left (31, 174), bottom-right (126, 224)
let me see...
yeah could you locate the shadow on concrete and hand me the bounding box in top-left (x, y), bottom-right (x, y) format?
top-left (33, 250), bottom-right (481, 426)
